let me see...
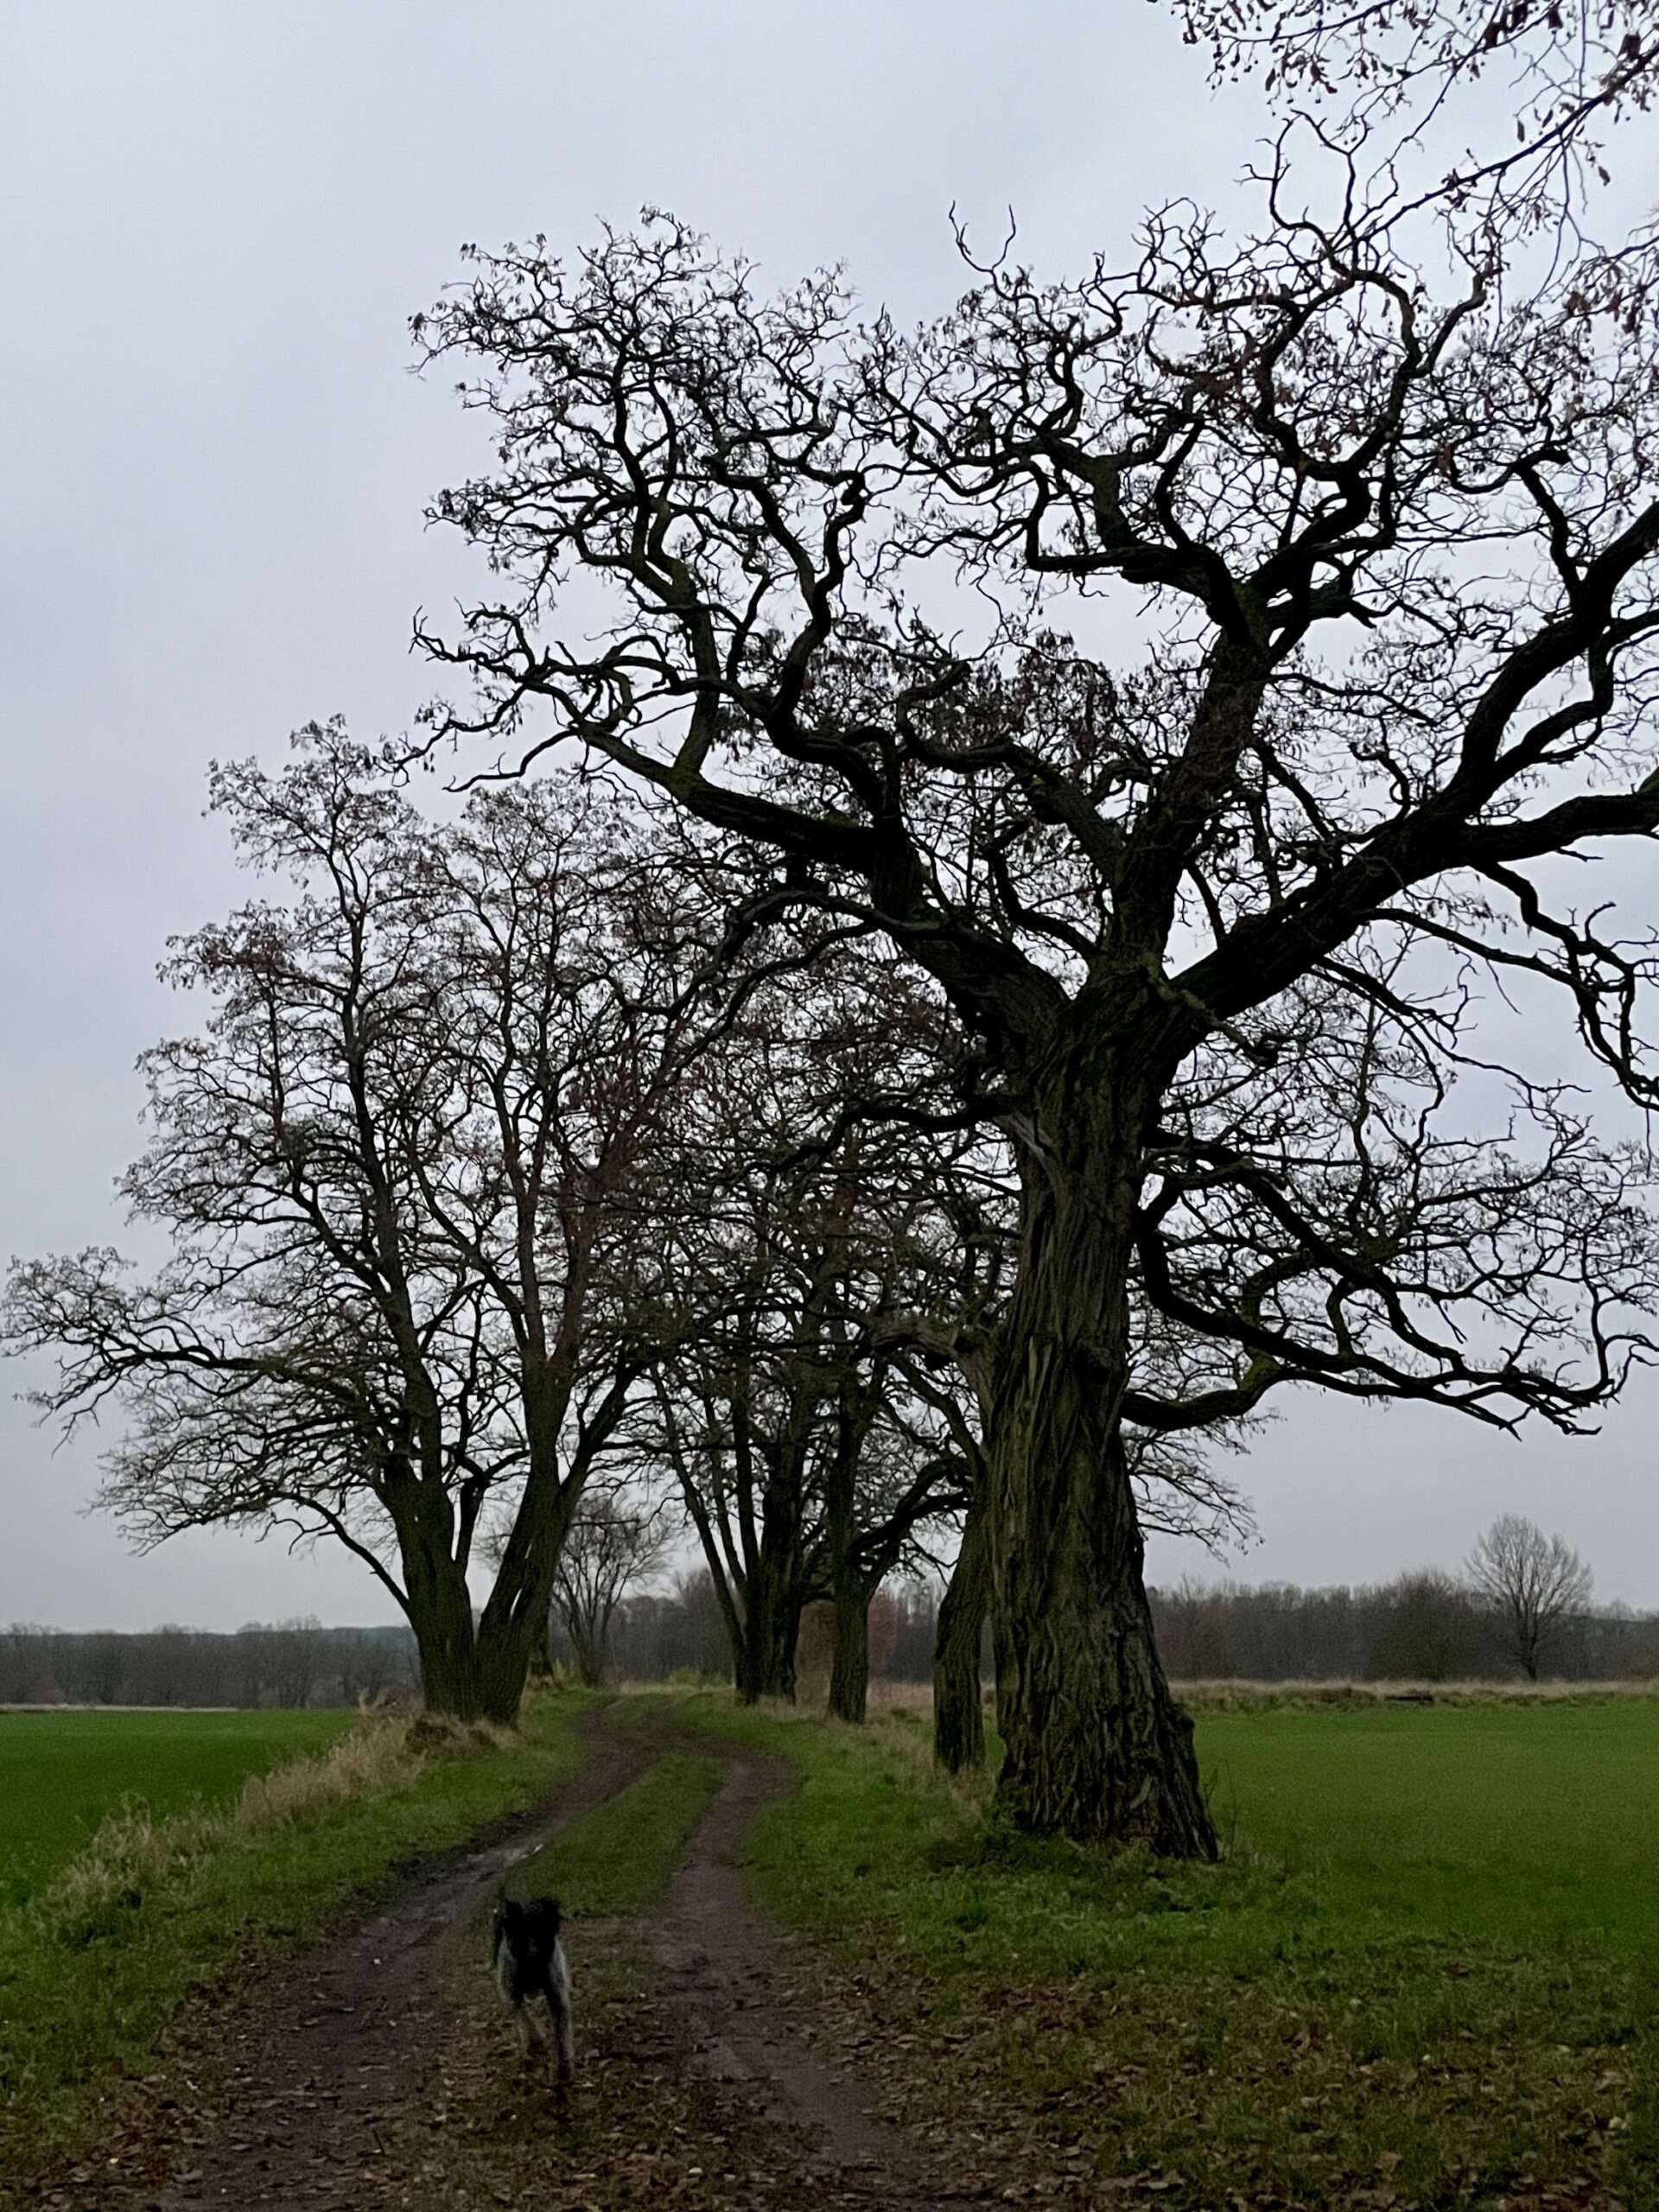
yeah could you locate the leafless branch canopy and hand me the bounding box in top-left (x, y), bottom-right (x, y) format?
top-left (413, 160), bottom-right (1659, 1439)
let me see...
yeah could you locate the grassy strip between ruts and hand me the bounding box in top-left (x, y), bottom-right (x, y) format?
top-left (672, 1691), bottom-right (1658, 2211)
top-left (499, 1745), bottom-right (723, 1919)
top-left (0, 1691), bottom-right (595, 2183)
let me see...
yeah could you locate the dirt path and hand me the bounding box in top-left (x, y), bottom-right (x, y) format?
top-left (41, 1709), bottom-right (994, 2212)
top-left (639, 1747), bottom-right (988, 2208)
top-left (105, 1718), bottom-right (658, 2212)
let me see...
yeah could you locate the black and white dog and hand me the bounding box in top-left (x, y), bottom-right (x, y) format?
top-left (491, 1894), bottom-right (575, 2080)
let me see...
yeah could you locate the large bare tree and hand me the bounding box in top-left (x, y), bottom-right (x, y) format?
top-left (410, 37), bottom-right (1659, 1846)
top-left (6, 734), bottom-right (709, 1722)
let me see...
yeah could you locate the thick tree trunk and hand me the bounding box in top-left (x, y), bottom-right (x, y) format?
top-left (400, 1504), bottom-right (574, 1727)
top-left (933, 1480), bottom-right (991, 1772)
top-left (988, 1089), bottom-right (1217, 1859)
top-left (389, 1488), bottom-right (496, 1720)
top-left (733, 1494), bottom-right (804, 1703)
top-left (734, 1573), bottom-right (802, 1703)
top-left (411, 1603), bottom-right (503, 1721)
top-left (407, 1582), bottom-right (542, 1725)
top-left (823, 1376), bottom-right (874, 1726)
top-left (828, 1577), bottom-right (870, 1724)
top-left (472, 1609), bottom-right (551, 1725)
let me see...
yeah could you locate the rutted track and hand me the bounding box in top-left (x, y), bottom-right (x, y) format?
top-left (638, 1747), bottom-right (988, 2204)
top-left (106, 1715), bottom-right (658, 2211)
top-left (28, 1705), bottom-right (993, 2211)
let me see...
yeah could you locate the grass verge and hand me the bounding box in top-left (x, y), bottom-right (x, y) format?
top-left (676, 1691), bottom-right (1657, 2210)
top-left (0, 1692), bottom-right (593, 2186)
top-left (501, 1747), bottom-right (723, 1921)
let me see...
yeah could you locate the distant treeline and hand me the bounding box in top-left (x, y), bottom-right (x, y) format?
top-left (6, 1567), bottom-right (1656, 1708)
top-left (0, 1618), bottom-right (419, 1709)
top-left (1149, 1573), bottom-right (1659, 1684)
top-left (596, 1567), bottom-right (1658, 1688)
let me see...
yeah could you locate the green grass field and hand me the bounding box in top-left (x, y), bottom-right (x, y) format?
top-left (0, 1707), bottom-right (355, 1908)
top-left (682, 1693), bottom-right (1659, 2209)
top-left (1200, 1700), bottom-right (1655, 1954)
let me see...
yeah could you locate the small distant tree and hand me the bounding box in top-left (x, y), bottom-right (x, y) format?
top-left (264, 1616), bottom-right (324, 1708)
top-left (1467, 1514), bottom-right (1593, 1681)
top-left (0, 1626), bottom-right (60, 1706)
top-left (335, 1628), bottom-right (397, 1706)
top-left (81, 1634), bottom-right (126, 1707)
top-left (549, 1494), bottom-right (669, 1686)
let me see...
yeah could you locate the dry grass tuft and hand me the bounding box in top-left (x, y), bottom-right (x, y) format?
top-left (37, 1802), bottom-right (223, 1949)
top-left (403, 1710), bottom-right (518, 1760)
top-left (857, 1675), bottom-right (1659, 1718)
top-left (1173, 1674), bottom-right (1659, 1709)
top-left (235, 1713), bottom-right (425, 1827)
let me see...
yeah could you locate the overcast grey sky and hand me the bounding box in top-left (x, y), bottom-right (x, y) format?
top-left (3, 1), bottom-right (1656, 1631)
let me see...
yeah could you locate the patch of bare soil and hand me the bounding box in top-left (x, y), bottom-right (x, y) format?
top-left (22, 1712), bottom-right (997, 2212)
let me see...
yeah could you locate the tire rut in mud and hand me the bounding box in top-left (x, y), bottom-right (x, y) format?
top-left (639, 1745), bottom-right (991, 2207)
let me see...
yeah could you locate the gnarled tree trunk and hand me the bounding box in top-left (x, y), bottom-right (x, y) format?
top-left (933, 1478), bottom-right (990, 1771)
top-left (823, 1374), bottom-right (877, 1725)
top-left (734, 1555), bottom-right (804, 1702)
top-left (988, 1078), bottom-right (1216, 1858)
top-left (386, 1477), bottom-right (498, 1720)
top-left (828, 1574), bottom-right (871, 1724)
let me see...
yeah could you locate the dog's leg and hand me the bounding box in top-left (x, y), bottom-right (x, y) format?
top-left (545, 1941), bottom-right (575, 2082)
top-left (496, 1947), bottom-right (541, 2058)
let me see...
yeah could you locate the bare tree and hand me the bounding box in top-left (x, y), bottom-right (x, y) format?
top-left (411, 60), bottom-right (1659, 1848)
top-left (1467, 1513), bottom-right (1593, 1681)
top-left (1363, 1570), bottom-right (1487, 1682)
top-left (6, 734), bottom-right (710, 1723)
top-left (546, 1492), bottom-right (670, 1685)
top-left (637, 935), bottom-right (980, 1707)
top-left (1176, 0), bottom-right (1659, 235)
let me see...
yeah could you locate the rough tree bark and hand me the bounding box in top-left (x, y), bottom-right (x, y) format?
top-left (823, 1376), bottom-right (876, 1725)
top-left (988, 1071), bottom-right (1217, 1857)
top-left (390, 1405), bottom-right (593, 1725)
top-left (733, 1568), bottom-right (803, 1702)
top-left (828, 1575), bottom-right (870, 1724)
top-left (933, 1478), bottom-right (990, 1772)
top-left (729, 1478), bottom-right (806, 1704)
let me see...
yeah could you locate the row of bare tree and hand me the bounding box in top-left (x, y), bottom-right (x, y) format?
top-left (3, 735), bottom-right (1246, 1750)
top-left (3, 743), bottom-right (989, 1732)
top-left (12, 0), bottom-right (1659, 1850)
